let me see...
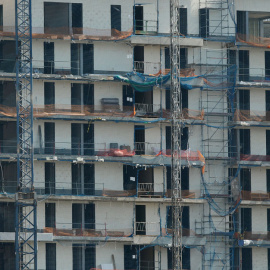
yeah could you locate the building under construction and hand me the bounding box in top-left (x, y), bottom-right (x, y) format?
top-left (0, 0), bottom-right (269, 269)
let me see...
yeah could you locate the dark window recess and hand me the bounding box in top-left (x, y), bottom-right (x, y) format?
top-left (123, 165), bottom-right (137, 191)
top-left (266, 51), bottom-right (270, 79)
top-left (45, 162), bottom-right (55, 194)
top-left (240, 168), bottom-right (251, 200)
top-left (241, 208), bottom-right (252, 233)
top-left (45, 203), bottom-right (55, 228)
top-left (167, 206), bottom-right (189, 233)
top-left (268, 248), bottom-right (270, 270)
top-left (165, 47), bottom-right (170, 69)
top-left (199, 8), bottom-right (209, 38)
top-left (46, 243), bottom-right (56, 270)
top-left (0, 243), bottom-right (16, 270)
top-left (228, 50), bottom-right (237, 86)
top-left (267, 170), bottom-right (270, 193)
top-left (0, 202), bottom-right (15, 232)
top-left (140, 247), bottom-right (154, 270)
top-left (135, 125), bottom-right (145, 155)
top-left (0, 40), bottom-right (16, 73)
top-left (111, 5), bottom-right (121, 33)
top-left (72, 3), bottom-right (83, 34)
top-left (228, 168), bottom-right (238, 198)
top-left (178, 8), bottom-right (187, 36)
top-left (71, 84), bottom-right (94, 107)
top-left (84, 123), bottom-right (94, 155)
top-left (83, 44), bottom-right (94, 74)
top-left (182, 87), bottom-right (188, 109)
top-left (168, 247), bottom-right (190, 270)
top-left (44, 122), bottom-right (55, 155)
top-left (0, 5), bottom-right (3, 29)
top-left (124, 245), bottom-right (137, 270)
top-left (123, 85), bottom-right (133, 107)
top-left (0, 162), bottom-right (17, 193)
top-left (134, 46), bottom-right (144, 73)
top-left (0, 121), bottom-right (17, 153)
top-left (71, 44), bottom-right (80, 75)
top-left (231, 248), bottom-right (239, 270)
top-left (266, 91), bottom-right (270, 113)
top-left (166, 126), bottom-right (188, 151)
top-left (166, 89), bottom-right (171, 110)
top-left (242, 248), bottom-right (252, 270)
top-left (268, 209), bottom-right (270, 232)
top-left (239, 50), bottom-right (249, 81)
top-left (239, 129), bottom-right (250, 155)
top-left (73, 244), bottom-right (96, 270)
top-left (44, 82), bottom-right (55, 106)
top-left (239, 89), bottom-right (250, 111)
top-left (136, 205), bottom-right (146, 235)
top-left (71, 44), bottom-right (94, 75)
top-left (0, 81), bottom-right (16, 107)
top-left (72, 203), bottom-right (95, 230)
top-left (237, 11), bottom-right (247, 36)
top-left (84, 164), bottom-right (95, 195)
top-left (180, 48), bottom-right (188, 69)
top-left (44, 2), bottom-right (82, 35)
top-left (166, 167), bottom-right (189, 192)
top-left (72, 164), bottom-right (95, 196)
top-left (135, 90), bottom-right (153, 115)
top-left (44, 42), bottom-right (54, 74)
top-left (134, 5), bottom-right (143, 32)
top-left (267, 130), bottom-right (270, 156)
top-left (84, 84), bottom-right (94, 106)
top-left (228, 128), bottom-right (237, 158)
top-left (71, 123), bottom-right (81, 155)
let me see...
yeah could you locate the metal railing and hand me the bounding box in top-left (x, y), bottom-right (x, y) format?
top-left (133, 61), bottom-right (161, 74)
top-left (239, 68), bottom-right (270, 82)
top-left (135, 103), bottom-right (161, 116)
top-left (135, 19), bottom-right (158, 34)
top-left (135, 221), bottom-right (160, 236)
top-left (134, 142), bottom-right (160, 155)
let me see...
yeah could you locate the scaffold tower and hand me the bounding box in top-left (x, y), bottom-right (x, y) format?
top-left (15, 0), bottom-right (37, 269)
top-left (170, 0), bottom-right (183, 269)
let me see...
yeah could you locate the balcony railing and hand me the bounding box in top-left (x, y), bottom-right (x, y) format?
top-left (239, 68), bottom-right (270, 83)
top-left (44, 222), bottom-right (133, 237)
top-left (135, 221), bottom-right (160, 236)
top-left (134, 142), bottom-right (160, 155)
top-left (133, 61), bottom-right (161, 74)
top-left (134, 20), bottom-right (158, 34)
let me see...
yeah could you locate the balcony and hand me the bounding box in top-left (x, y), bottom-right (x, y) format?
top-left (133, 61), bottom-right (161, 74)
top-left (238, 68), bottom-right (270, 86)
top-left (135, 221), bottom-right (160, 236)
top-left (134, 20), bottom-right (158, 35)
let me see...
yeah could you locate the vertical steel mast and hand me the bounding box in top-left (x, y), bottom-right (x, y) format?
top-left (15, 0), bottom-right (37, 269)
top-left (170, 0), bottom-right (183, 269)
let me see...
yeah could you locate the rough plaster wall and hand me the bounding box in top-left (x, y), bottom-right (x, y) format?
top-left (189, 88), bottom-right (201, 111)
top-left (95, 42), bottom-right (133, 72)
top-left (55, 81), bottom-right (71, 106)
top-left (154, 166), bottom-right (164, 193)
top-left (55, 121), bottom-right (71, 150)
top-left (54, 40), bottom-right (71, 70)
top-left (33, 39), bottom-right (44, 71)
top-left (189, 168), bottom-right (201, 197)
top-left (235, 0), bottom-right (270, 12)
top-left (95, 202), bottom-right (133, 232)
top-left (94, 81), bottom-right (123, 109)
top-left (34, 161), bottom-right (45, 188)
top-left (56, 243), bottom-right (73, 270)
top-left (94, 122), bottom-right (133, 150)
top-left (190, 248), bottom-right (202, 270)
top-left (145, 203), bottom-right (160, 235)
top-left (55, 201), bottom-right (72, 228)
top-left (252, 247), bottom-right (267, 270)
top-left (251, 127), bottom-right (265, 155)
top-left (251, 167), bottom-right (266, 192)
top-left (95, 162), bottom-right (123, 191)
top-left (250, 88), bottom-right (265, 115)
top-left (189, 125), bottom-right (202, 151)
top-left (96, 243), bottom-right (124, 269)
top-left (158, 0), bottom-right (170, 34)
top-left (144, 45), bottom-right (161, 74)
top-left (37, 201), bottom-right (45, 229)
top-left (33, 81), bottom-right (45, 106)
top-left (182, 0), bottom-right (200, 35)
top-left (252, 206), bottom-right (267, 232)
top-left (37, 242), bottom-right (46, 270)
top-left (152, 87), bottom-right (162, 110)
top-left (1, 0), bottom-right (15, 29)
top-left (55, 162), bottom-right (71, 191)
